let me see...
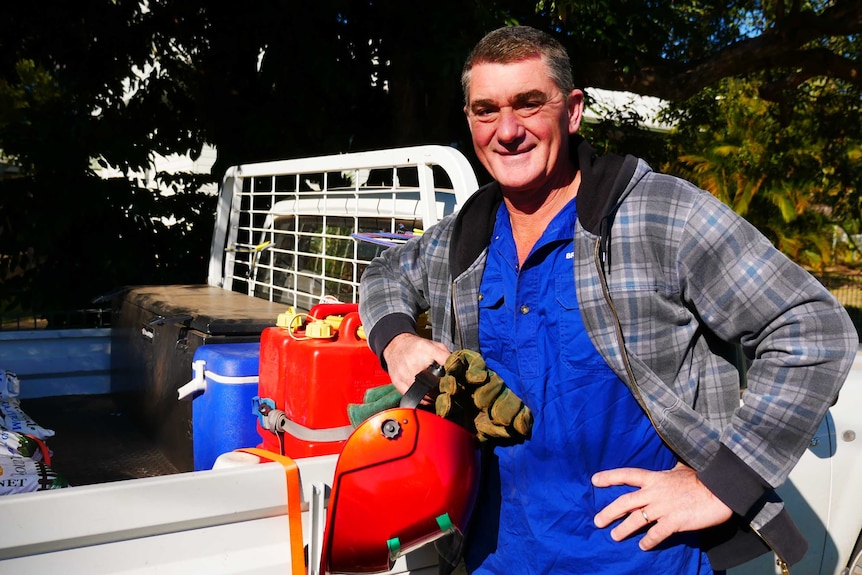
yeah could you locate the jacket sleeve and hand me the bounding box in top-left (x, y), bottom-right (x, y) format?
top-left (676, 190), bottom-right (857, 504)
top-left (359, 216), bottom-right (455, 364)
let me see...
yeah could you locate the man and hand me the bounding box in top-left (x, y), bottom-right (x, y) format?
top-left (359, 25), bottom-right (856, 574)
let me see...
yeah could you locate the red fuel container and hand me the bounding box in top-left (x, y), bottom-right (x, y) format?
top-left (256, 303), bottom-right (392, 458)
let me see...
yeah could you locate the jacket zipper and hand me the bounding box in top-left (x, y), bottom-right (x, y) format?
top-left (592, 237), bottom-right (791, 574)
top-left (451, 281), bottom-right (464, 350)
top-left (592, 237), bottom-right (664, 436)
top-left (754, 528), bottom-right (791, 575)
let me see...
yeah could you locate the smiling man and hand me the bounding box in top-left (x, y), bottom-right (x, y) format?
top-left (359, 25), bottom-right (856, 575)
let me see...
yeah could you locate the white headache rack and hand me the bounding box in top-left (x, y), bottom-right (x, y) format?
top-left (208, 145), bottom-right (479, 311)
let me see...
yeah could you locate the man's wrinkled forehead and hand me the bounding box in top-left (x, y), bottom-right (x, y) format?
top-left (465, 57), bottom-right (555, 102)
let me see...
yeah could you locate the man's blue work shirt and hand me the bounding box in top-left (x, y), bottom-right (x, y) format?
top-left (466, 198), bottom-right (713, 574)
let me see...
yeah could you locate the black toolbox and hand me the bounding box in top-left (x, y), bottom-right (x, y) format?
top-left (111, 285), bottom-right (283, 472)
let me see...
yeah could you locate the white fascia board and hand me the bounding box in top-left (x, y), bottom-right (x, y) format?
top-left (583, 87), bottom-right (673, 133)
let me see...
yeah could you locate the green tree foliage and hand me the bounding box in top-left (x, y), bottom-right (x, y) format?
top-left (540, 0), bottom-right (862, 105)
top-left (0, 3), bottom-right (182, 316)
top-left (0, 1), bottom-right (493, 315)
top-left (662, 76), bottom-right (862, 271)
top-left (1, 0), bottom-right (860, 314)
top-left (140, 0), bottom-right (492, 170)
top-left (545, 0), bottom-right (862, 271)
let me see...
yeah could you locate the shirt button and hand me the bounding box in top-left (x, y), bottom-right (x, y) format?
top-left (478, 293), bottom-right (484, 302)
top-left (520, 305), bottom-right (530, 315)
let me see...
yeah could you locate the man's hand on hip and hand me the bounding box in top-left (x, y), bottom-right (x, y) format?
top-left (592, 462), bottom-right (733, 550)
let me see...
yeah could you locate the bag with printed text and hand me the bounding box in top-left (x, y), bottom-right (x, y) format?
top-left (0, 429), bottom-right (50, 462)
top-left (0, 370), bottom-right (67, 494)
top-left (0, 454), bottom-right (68, 494)
top-left (1, 370), bottom-right (20, 399)
top-left (0, 370), bottom-right (55, 440)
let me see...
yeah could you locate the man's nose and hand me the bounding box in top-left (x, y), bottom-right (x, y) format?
top-left (495, 107), bottom-right (524, 142)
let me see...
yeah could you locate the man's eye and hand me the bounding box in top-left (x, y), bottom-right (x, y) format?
top-left (515, 101), bottom-right (543, 116)
top-left (474, 108), bottom-right (499, 121)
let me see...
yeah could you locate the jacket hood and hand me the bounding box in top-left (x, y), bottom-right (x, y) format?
top-left (450, 136), bottom-right (637, 278)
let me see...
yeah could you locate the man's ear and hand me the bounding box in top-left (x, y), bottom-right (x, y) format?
top-left (567, 89), bottom-right (585, 134)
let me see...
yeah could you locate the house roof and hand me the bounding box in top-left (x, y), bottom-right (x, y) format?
top-left (582, 87), bottom-right (672, 132)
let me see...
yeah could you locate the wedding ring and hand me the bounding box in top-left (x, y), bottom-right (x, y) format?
top-left (641, 509), bottom-right (650, 523)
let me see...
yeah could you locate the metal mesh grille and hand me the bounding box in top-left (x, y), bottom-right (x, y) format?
top-left (213, 147), bottom-right (476, 312)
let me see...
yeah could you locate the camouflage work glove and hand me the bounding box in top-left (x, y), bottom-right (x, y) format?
top-left (435, 349), bottom-right (533, 442)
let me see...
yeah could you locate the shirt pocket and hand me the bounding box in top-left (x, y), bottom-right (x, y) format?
top-left (478, 280), bottom-right (510, 362)
top-left (556, 274), bottom-right (608, 373)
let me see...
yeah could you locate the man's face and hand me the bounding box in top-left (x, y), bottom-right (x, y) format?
top-left (465, 57), bottom-right (583, 195)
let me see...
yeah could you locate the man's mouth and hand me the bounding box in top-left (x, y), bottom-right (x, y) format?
top-left (497, 144), bottom-right (533, 156)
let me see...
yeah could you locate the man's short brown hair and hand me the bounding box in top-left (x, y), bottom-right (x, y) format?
top-left (461, 26), bottom-right (575, 103)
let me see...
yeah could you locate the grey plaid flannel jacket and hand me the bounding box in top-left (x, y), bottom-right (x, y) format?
top-left (359, 138), bottom-right (857, 570)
